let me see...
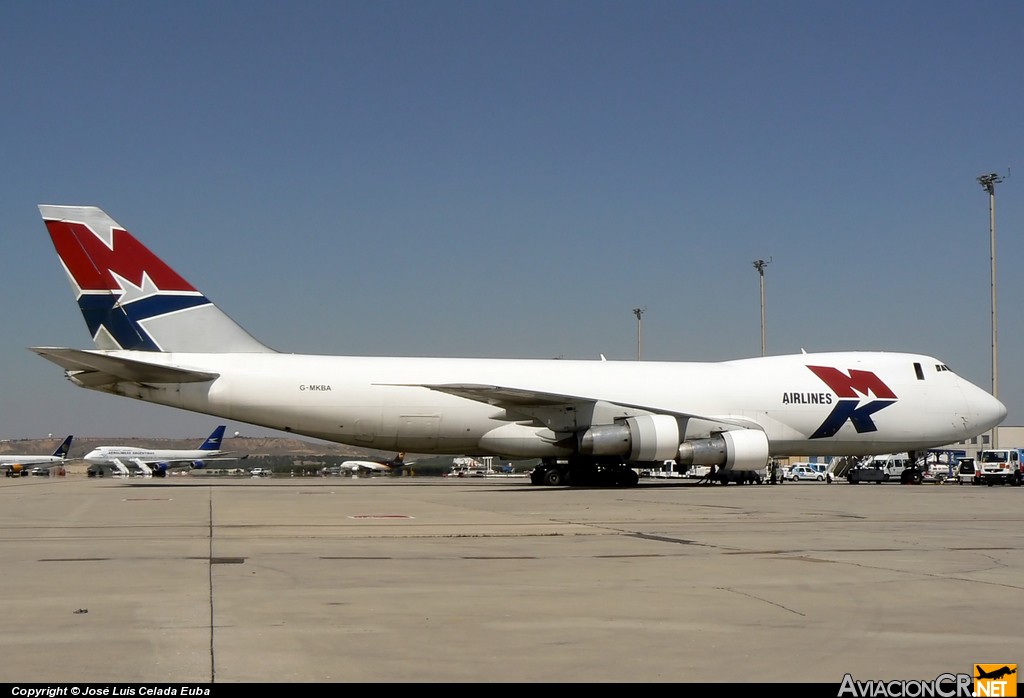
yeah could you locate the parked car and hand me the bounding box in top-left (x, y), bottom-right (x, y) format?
top-left (788, 465), bottom-right (825, 481)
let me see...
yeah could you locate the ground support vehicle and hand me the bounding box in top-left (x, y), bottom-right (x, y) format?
top-left (975, 448), bottom-right (1024, 486)
top-left (954, 458), bottom-right (976, 485)
top-left (856, 453), bottom-right (929, 484)
top-left (709, 468), bottom-right (762, 484)
top-left (847, 466), bottom-right (886, 484)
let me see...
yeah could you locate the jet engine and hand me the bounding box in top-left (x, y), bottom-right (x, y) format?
top-left (676, 429), bottom-right (770, 471)
top-left (479, 415), bottom-right (771, 485)
top-left (579, 415), bottom-right (769, 471)
top-left (579, 414), bottom-right (680, 462)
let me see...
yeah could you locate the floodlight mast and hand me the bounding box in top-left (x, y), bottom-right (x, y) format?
top-left (978, 172), bottom-right (1003, 449)
top-left (632, 307), bottom-right (646, 360)
top-left (752, 258), bottom-right (771, 356)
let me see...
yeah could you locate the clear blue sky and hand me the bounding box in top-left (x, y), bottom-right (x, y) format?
top-left (1, 1), bottom-right (1021, 440)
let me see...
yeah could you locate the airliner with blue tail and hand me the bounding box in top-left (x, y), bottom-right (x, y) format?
top-left (0, 435), bottom-right (74, 476)
top-left (82, 425), bottom-right (240, 477)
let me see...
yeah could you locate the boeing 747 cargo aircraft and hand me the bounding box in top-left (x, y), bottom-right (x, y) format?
top-left (32, 206), bottom-right (1005, 487)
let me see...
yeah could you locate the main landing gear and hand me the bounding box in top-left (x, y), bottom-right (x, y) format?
top-left (530, 457), bottom-right (640, 487)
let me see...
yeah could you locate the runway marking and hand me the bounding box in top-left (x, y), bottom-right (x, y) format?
top-left (348, 514), bottom-right (414, 519)
top-left (321, 556), bottom-right (391, 560)
top-left (632, 533), bottom-right (699, 545)
top-left (462, 556), bottom-right (536, 560)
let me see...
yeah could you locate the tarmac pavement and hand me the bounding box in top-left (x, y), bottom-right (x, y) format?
top-left (1, 474), bottom-right (1022, 683)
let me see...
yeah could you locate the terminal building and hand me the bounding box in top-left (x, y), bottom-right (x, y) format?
top-left (945, 424), bottom-right (1024, 458)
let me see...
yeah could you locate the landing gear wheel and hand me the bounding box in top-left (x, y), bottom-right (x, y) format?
top-left (542, 468), bottom-right (566, 486)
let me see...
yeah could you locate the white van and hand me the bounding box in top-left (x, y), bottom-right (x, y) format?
top-left (861, 454), bottom-right (912, 482)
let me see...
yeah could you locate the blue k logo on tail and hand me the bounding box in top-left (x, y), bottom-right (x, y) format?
top-left (40, 205), bottom-right (272, 354)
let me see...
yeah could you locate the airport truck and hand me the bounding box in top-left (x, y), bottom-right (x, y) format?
top-left (975, 447), bottom-right (1024, 486)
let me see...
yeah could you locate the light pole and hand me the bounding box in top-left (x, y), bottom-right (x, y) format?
top-left (632, 307), bottom-right (645, 360)
top-left (978, 173), bottom-right (1003, 448)
top-left (752, 258), bottom-right (771, 356)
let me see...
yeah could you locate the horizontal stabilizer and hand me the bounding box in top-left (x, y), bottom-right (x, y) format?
top-left (30, 347), bottom-right (219, 385)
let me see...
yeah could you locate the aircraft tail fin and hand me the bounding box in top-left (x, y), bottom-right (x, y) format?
top-left (53, 435), bottom-right (74, 459)
top-left (38, 205), bottom-right (275, 354)
top-left (199, 425), bottom-right (227, 451)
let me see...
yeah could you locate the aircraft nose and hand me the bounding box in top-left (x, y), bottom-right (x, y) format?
top-left (967, 384), bottom-right (1007, 432)
top-left (987, 394), bottom-right (1008, 428)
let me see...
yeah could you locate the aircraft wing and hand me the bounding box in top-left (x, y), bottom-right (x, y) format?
top-left (124, 455), bottom-right (241, 466)
top-left (409, 383), bottom-right (592, 408)
top-left (30, 348), bottom-right (219, 386)
top-left (404, 382), bottom-right (761, 432)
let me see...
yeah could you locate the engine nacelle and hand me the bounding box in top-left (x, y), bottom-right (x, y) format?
top-left (579, 414), bottom-right (680, 462)
top-left (481, 415), bottom-right (769, 471)
top-left (677, 429), bottom-right (769, 471)
top-left (478, 423), bottom-right (575, 458)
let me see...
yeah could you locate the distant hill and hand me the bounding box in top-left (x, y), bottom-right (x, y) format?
top-left (0, 435), bottom-right (401, 461)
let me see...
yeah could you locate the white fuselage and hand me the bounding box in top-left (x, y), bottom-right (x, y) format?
top-left (341, 461), bottom-right (392, 472)
top-left (84, 446), bottom-right (222, 465)
top-left (76, 350), bottom-right (1005, 459)
top-left (0, 454), bottom-right (66, 466)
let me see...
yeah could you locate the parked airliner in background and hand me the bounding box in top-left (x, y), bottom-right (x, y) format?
top-left (0, 435), bottom-right (74, 476)
top-left (83, 425), bottom-right (240, 477)
top-left (33, 205), bottom-right (1006, 487)
top-left (339, 452), bottom-right (410, 475)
